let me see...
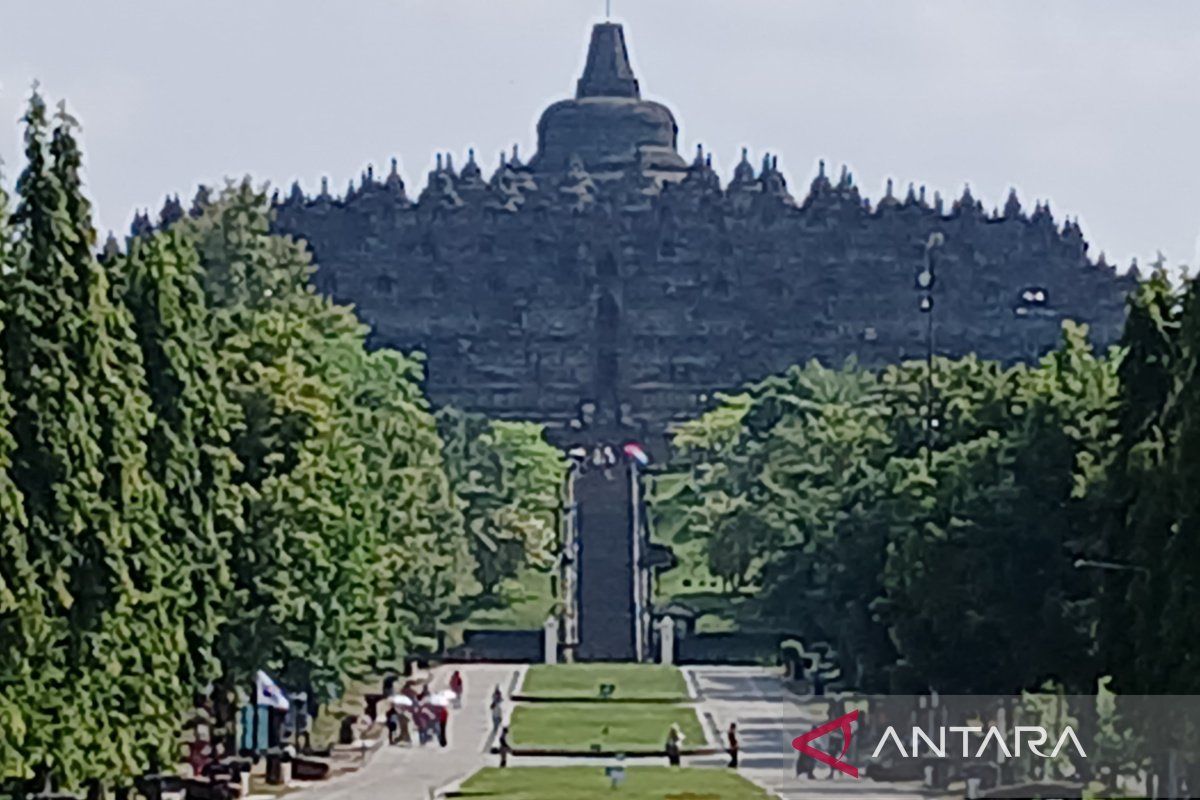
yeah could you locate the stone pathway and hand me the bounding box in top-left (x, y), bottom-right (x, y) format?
top-left (290, 663), bottom-right (522, 800)
top-left (684, 665), bottom-right (945, 800)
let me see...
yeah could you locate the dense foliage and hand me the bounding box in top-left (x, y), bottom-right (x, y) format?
top-left (437, 408), bottom-right (565, 604)
top-left (654, 321), bottom-right (1134, 695)
top-left (0, 93), bottom-right (563, 795)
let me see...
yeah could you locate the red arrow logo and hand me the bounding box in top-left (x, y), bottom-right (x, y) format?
top-left (791, 709), bottom-right (860, 778)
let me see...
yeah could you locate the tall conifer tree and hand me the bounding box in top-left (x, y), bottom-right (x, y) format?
top-left (1155, 277), bottom-right (1200, 693)
top-left (2, 89), bottom-right (91, 791)
top-left (1097, 271), bottom-right (1180, 692)
top-left (0, 93), bottom-right (184, 791)
top-left (114, 227), bottom-right (243, 690)
top-left (0, 153), bottom-right (37, 788)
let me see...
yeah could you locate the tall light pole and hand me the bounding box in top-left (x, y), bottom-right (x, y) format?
top-left (918, 233), bottom-right (945, 467)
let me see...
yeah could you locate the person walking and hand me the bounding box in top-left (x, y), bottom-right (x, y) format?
top-left (449, 670), bottom-right (464, 709)
top-left (490, 685), bottom-right (504, 732)
top-left (727, 722), bottom-right (739, 769)
top-left (665, 723), bottom-right (684, 767)
top-left (796, 746), bottom-right (815, 778)
top-left (397, 708), bottom-right (411, 745)
top-left (385, 705), bottom-right (400, 745)
top-left (434, 703), bottom-right (449, 748)
top-left (414, 705), bottom-right (430, 746)
top-left (498, 725), bottom-right (511, 768)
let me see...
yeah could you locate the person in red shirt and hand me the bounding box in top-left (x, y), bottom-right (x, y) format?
top-left (186, 739), bottom-right (211, 776)
top-left (449, 670), bottom-right (464, 709)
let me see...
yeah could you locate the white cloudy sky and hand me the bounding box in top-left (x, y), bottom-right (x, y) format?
top-left (2, 0), bottom-right (1198, 271)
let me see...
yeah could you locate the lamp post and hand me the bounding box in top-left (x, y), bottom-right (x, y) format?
top-left (918, 233), bottom-right (945, 467)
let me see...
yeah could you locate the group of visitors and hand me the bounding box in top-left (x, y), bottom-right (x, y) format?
top-left (383, 670), bottom-right (465, 749)
top-left (567, 444), bottom-right (621, 478)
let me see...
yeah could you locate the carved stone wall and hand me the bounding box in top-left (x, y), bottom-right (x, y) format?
top-left (274, 161), bottom-right (1131, 441)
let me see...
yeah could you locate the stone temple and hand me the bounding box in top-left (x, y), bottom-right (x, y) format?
top-left (267, 22), bottom-right (1134, 662)
top-left (272, 22), bottom-right (1132, 447)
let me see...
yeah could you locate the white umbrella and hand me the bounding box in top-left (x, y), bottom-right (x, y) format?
top-left (389, 694), bottom-right (415, 708)
top-left (428, 691), bottom-right (456, 707)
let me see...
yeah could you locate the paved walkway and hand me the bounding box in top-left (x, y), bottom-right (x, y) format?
top-left (289, 663), bottom-right (944, 800)
top-left (291, 663), bottom-right (522, 800)
top-left (684, 665), bottom-right (944, 800)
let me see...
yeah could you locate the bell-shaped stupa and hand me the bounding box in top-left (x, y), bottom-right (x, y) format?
top-left (529, 23), bottom-right (687, 176)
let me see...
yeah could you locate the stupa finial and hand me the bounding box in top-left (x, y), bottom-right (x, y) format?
top-left (576, 23), bottom-right (640, 99)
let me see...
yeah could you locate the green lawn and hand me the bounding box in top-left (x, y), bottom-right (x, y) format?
top-left (508, 703), bottom-right (704, 752)
top-left (520, 663), bottom-right (689, 702)
top-left (454, 766), bottom-right (769, 799)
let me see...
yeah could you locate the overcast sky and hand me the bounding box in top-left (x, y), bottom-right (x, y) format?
top-left (2, 1), bottom-right (1198, 271)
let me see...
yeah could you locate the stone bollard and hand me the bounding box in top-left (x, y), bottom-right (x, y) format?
top-left (658, 616), bottom-right (674, 665)
top-left (543, 616), bottom-right (559, 664)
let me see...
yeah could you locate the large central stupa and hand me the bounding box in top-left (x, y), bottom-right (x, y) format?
top-left (529, 23), bottom-right (687, 178)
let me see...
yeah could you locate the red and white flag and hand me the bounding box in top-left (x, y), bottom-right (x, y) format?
top-left (623, 443), bottom-right (650, 466)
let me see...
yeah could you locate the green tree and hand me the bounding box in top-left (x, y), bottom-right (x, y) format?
top-left (0, 94), bottom-right (184, 792)
top-left (0, 147), bottom-right (36, 787)
top-left (180, 184), bottom-right (373, 699)
top-left (437, 408), bottom-right (563, 604)
top-left (706, 507), bottom-right (777, 591)
top-left (1151, 274), bottom-right (1200, 694)
top-left (0, 98), bottom-right (558, 791)
top-left (654, 327), bottom-right (1118, 694)
top-left (113, 227), bottom-right (244, 690)
top-left (1096, 270), bottom-right (1181, 694)
top-left (875, 325), bottom-right (1115, 693)
top-left (361, 355), bottom-right (467, 650)
top-left (182, 183), bottom-right (470, 701)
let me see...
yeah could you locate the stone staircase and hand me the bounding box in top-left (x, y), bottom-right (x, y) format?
top-left (574, 461), bottom-right (636, 661)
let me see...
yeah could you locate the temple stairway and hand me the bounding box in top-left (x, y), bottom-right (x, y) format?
top-left (574, 460), bottom-right (637, 661)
